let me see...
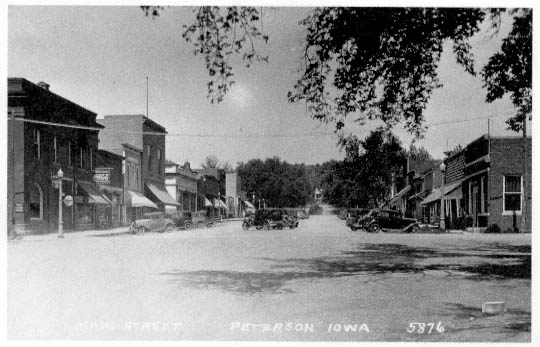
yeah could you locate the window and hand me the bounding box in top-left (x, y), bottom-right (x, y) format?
top-left (53, 136), bottom-right (57, 163)
top-left (68, 141), bottom-right (72, 166)
top-left (79, 147), bottom-right (84, 168)
top-left (146, 145), bottom-right (152, 173)
top-left (503, 175), bottom-right (522, 214)
top-left (33, 129), bottom-right (40, 159)
top-left (157, 149), bottom-right (162, 174)
top-left (29, 183), bottom-right (43, 220)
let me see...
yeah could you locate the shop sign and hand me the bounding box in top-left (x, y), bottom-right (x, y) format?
top-left (93, 167), bottom-right (111, 184)
top-left (64, 195), bottom-right (73, 207)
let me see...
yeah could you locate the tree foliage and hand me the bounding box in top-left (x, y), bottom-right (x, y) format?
top-left (319, 129), bottom-right (407, 208)
top-left (482, 8), bottom-right (531, 131)
top-left (237, 157), bottom-right (313, 208)
top-left (142, 6), bottom-right (530, 137)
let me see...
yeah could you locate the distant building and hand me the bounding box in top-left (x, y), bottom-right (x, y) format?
top-left (225, 172), bottom-right (243, 217)
top-left (98, 115), bottom-right (178, 212)
top-left (165, 161), bottom-right (199, 212)
top-left (8, 78), bottom-right (108, 235)
top-left (93, 149), bottom-right (125, 227)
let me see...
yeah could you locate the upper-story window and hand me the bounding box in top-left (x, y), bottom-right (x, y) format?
top-left (33, 129), bottom-right (41, 159)
top-left (146, 145), bottom-right (152, 173)
top-left (503, 175), bottom-right (522, 214)
top-left (68, 141), bottom-right (72, 166)
top-left (157, 149), bottom-right (162, 174)
top-left (79, 147), bottom-right (85, 169)
top-left (53, 136), bottom-right (57, 163)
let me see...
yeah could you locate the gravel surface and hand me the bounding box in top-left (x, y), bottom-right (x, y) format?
top-left (7, 215), bottom-right (531, 341)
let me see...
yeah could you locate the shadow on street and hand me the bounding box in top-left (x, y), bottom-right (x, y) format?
top-left (162, 242), bottom-right (530, 295)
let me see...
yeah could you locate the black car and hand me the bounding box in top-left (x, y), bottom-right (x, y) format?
top-left (250, 208), bottom-right (299, 230)
top-left (166, 211), bottom-right (194, 229)
top-left (350, 208), bottom-right (419, 233)
top-left (345, 208), bottom-right (370, 229)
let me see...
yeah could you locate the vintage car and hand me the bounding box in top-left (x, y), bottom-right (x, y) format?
top-left (345, 208), bottom-right (371, 230)
top-left (338, 208), bottom-right (348, 220)
top-left (166, 210), bottom-right (194, 229)
top-left (252, 208), bottom-right (299, 230)
top-left (130, 212), bottom-right (175, 235)
top-left (191, 210), bottom-right (216, 228)
top-left (350, 208), bottom-right (419, 233)
top-left (285, 208), bottom-right (309, 220)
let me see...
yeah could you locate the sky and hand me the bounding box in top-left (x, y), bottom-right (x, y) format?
top-left (6, 4), bottom-right (532, 168)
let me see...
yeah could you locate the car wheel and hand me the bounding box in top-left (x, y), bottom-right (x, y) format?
top-left (263, 222), bottom-right (271, 230)
top-left (350, 226), bottom-right (356, 231)
top-left (165, 224), bottom-right (174, 233)
top-left (369, 224), bottom-right (381, 233)
top-left (255, 226), bottom-right (263, 230)
top-left (196, 222), bottom-right (205, 229)
top-left (242, 221), bottom-right (250, 230)
top-left (184, 221), bottom-right (193, 230)
top-left (275, 224), bottom-right (283, 230)
top-left (136, 226), bottom-right (145, 235)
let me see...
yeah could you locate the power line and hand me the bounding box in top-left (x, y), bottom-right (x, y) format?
top-left (8, 111), bottom-right (517, 138)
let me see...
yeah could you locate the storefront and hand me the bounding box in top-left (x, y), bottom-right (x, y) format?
top-left (76, 181), bottom-right (111, 230)
top-left (126, 190), bottom-right (158, 221)
top-left (145, 182), bottom-right (179, 211)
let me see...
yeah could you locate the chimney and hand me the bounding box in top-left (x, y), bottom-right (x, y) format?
top-left (37, 81), bottom-right (50, 91)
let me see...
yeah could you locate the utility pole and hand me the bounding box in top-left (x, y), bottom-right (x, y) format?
top-left (520, 115), bottom-right (528, 233)
top-left (146, 76), bottom-right (149, 118)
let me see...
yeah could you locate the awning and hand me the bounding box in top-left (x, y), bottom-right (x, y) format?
top-left (204, 197), bottom-right (213, 207)
top-left (420, 181), bottom-right (462, 205)
top-left (388, 186), bottom-right (411, 205)
top-left (215, 198), bottom-right (229, 211)
top-left (99, 185), bottom-right (124, 194)
top-left (127, 190), bottom-right (158, 209)
top-left (78, 181), bottom-right (111, 205)
top-left (243, 200), bottom-right (255, 209)
top-left (146, 182), bottom-right (179, 206)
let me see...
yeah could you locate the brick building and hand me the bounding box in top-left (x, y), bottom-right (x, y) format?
top-left (8, 78), bottom-right (109, 235)
top-left (462, 135), bottom-right (531, 232)
top-left (98, 115), bottom-right (178, 212)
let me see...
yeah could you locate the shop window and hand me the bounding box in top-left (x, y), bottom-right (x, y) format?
top-left (503, 175), bottom-right (522, 214)
top-left (29, 183), bottom-right (43, 220)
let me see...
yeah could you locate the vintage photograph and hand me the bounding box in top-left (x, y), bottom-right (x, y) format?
top-left (5, 2), bottom-right (533, 343)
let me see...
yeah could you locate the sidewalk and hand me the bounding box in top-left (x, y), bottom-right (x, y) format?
top-left (10, 226), bottom-right (131, 242)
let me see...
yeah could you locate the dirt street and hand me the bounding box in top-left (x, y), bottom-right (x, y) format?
top-left (7, 215), bottom-right (531, 341)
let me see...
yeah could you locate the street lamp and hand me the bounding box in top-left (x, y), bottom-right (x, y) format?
top-left (57, 168), bottom-right (64, 238)
top-left (439, 162), bottom-right (446, 231)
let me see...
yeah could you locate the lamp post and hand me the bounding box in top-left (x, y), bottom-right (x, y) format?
top-left (439, 162), bottom-right (446, 231)
top-left (57, 168), bottom-right (64, 238)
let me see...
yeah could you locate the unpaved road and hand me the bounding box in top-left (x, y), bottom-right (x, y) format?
top-left (7, 215), bottom-right (531, 341)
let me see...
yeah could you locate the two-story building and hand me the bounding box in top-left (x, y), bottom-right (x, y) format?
top-left (98, 115), bottom-right (178, 213)
top-left (165, 161), bottom-right (199, 212)
top-left (8, 78), bottom-right (110, 235)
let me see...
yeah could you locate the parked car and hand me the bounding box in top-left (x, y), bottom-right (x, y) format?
top-left (338, 208), bottom-right (348, 220)
top-left (285, 208), bottom-right (309, 220)
top-left (191, 210), bottom-right (216, 228)
top-left (251, 208), bottom-right (299, 230)
top-left (130, 212), bottom-right (175, 235)
top-left (350, 208), bottom-right (419, 233)
top-left (166, 210), bottom-right (194, 230)
top-left (345, 208), bottom-right (370, 230)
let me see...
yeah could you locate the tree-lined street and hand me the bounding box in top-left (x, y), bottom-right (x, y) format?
top-left (8, 215), bottom-right (530, 341)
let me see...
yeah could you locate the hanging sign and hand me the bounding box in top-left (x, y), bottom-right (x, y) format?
top-left (93, 167), bottom-right (111, 184)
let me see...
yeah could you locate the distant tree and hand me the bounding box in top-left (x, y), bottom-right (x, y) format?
top-left (445, 144), bottom-right (464, 157)
top-left (237, 157), bottom-right (312, 207)
top-left (407, 144), bottom-right (434, 161)
top-left (201, 154), bottom-right (220, 168)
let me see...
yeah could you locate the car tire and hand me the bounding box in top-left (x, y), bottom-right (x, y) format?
top-left (369, 224), bottom-right (381, 233)
top-left (184, 222), bottom-right (193, 230)
top-left (275, 224), bottom-right (283, 230)
top-left (136, 226), bottom-right (145, 235)
top-left (165, 224), bottom-right (174, 233)
top-left (196, 222), bottom-right (205, 229)
top-left (242, 221), bottom-right (250, 230)
top-left (263, 222), bottom-right (271, 230)
top-left (350, 226), bottom-right (356, 231)
top-left (255, 226), bottom-right (263, 230)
